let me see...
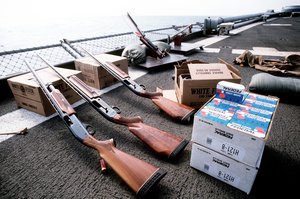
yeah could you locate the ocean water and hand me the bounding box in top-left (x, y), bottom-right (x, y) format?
top-left (0, 15), bottom-right (205, 51)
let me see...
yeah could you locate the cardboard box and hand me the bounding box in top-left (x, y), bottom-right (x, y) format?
top-left (190, 143), bottom-right (258, 194)
top-left (174, 59), bottom-right (241, 108)
top-left (191, 94), bottom-right (279, 168)
top-left (7, 67), bottom-right (82, 116)
top-left (74, 54), bottom-right (128, 89)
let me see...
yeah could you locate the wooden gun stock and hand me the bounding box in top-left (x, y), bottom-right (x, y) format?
top-left (122, 122), bottom-right (189, 159)
top-left (83, 136), bottom-right (166, 196)
top-left (143, 88), bottom-right (197, 123)
top-left (151, 95), bottom-right (197, 123)
top-left (25, 58), bottom-right (166, 196)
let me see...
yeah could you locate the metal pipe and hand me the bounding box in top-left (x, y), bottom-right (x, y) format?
top-left (220, 13), bottom-right (264, 23)
top-left (233, 16), bottom-right (262, 29)
top-left (204, 13), bottom-right (264, 34)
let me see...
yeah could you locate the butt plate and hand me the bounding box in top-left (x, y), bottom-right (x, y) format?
top-left (168, 139), bottom-right (189, 159)
top-left (137, 168), bottom-right (167, 197)
top-left (181, 108), bottom-right (198, 123)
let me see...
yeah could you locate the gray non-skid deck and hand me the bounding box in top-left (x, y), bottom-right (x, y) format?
top-left (0, 17), bottom-right (299, 199)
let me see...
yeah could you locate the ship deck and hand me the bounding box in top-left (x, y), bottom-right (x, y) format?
top-left (0, 17), bottom-right (299, 198)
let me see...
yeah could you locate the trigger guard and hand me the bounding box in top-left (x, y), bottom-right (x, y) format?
top-left (112, 106), bottom-right (121, 114)
top-left (82, 123), bottom-right (96, 135)
top-left (140, 84), bottom-right (146, 90)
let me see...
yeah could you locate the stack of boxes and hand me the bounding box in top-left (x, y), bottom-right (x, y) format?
top-left (7, 54), bottom-right (128, 116)
top-left (190, 81), bottom-right (279, 194)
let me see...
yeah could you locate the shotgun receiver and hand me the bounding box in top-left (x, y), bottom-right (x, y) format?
top-left (37, 54), bottom-right (189, 159)
top-left (24, 60), bottom-right (166, 196)
top-left (61, 39), bottom-right (196, 123)
top-left (126, 12), bottom-right (167, 59)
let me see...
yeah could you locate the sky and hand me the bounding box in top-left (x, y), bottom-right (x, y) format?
top-left (0, 0), bottom-right (299, 20)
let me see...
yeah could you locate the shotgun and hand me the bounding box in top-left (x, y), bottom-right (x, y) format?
top-left (126, 13), bottom-right (167, 59)
top-left (37, 54), bottom-right (189, 159)
top-left (168, 24), bottom-right (192, 44)
top-left (24, 60), bottom-right (166, 196)
top-left (61, 39), bottom-right (197, 123)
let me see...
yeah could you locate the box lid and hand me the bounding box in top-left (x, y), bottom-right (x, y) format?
top-left (75, 53), bottom-right (127, 65)
top-left (188, 63), bottom-right (233, 80)
top-left (7, 67), bottom-right (81, 87)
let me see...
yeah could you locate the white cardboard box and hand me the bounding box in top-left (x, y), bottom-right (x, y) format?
top-left (191, 95), bottom-right (278, 168)
top-left (174, 59), bottom-right (241, 108)
top-left (190, 143), bottom-right (258, 194)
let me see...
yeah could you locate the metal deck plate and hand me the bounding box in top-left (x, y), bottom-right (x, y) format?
top-left (137, 53), bottom-right (187, 69)
top-left (170, 42), bottom-right (201, 55)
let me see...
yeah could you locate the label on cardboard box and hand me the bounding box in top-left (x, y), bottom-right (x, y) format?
top-left (206, 135), bottom-right (246, 161)
top-left (188, 63), bottom-right (232, 80)
top-left (190, 87), bottom-right (216, 96)
top-left (190, 143), bottom-right (258, 194)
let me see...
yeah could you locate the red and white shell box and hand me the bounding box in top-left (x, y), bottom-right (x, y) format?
top-left (191, 92), bottom-right (279, 168)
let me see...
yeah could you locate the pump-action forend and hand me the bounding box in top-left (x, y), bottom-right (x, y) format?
top-left (24, 60), bottom-right (166, 196)
top-left (37, 54), bottom-right (189, 159)
top-left (126, 12), bottom-right (167, 59)
top-left (61, 39), bottom-right (197, 123)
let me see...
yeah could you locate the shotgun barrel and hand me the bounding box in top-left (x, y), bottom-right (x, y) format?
top-left (37, 54), bottom-right (189, 159)
top-left (24, 60), bottom-right (167, 196)
top-left (62, 40), bottom-right (196, 123)
top-left (126, 12), bottom-right (166, 59)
